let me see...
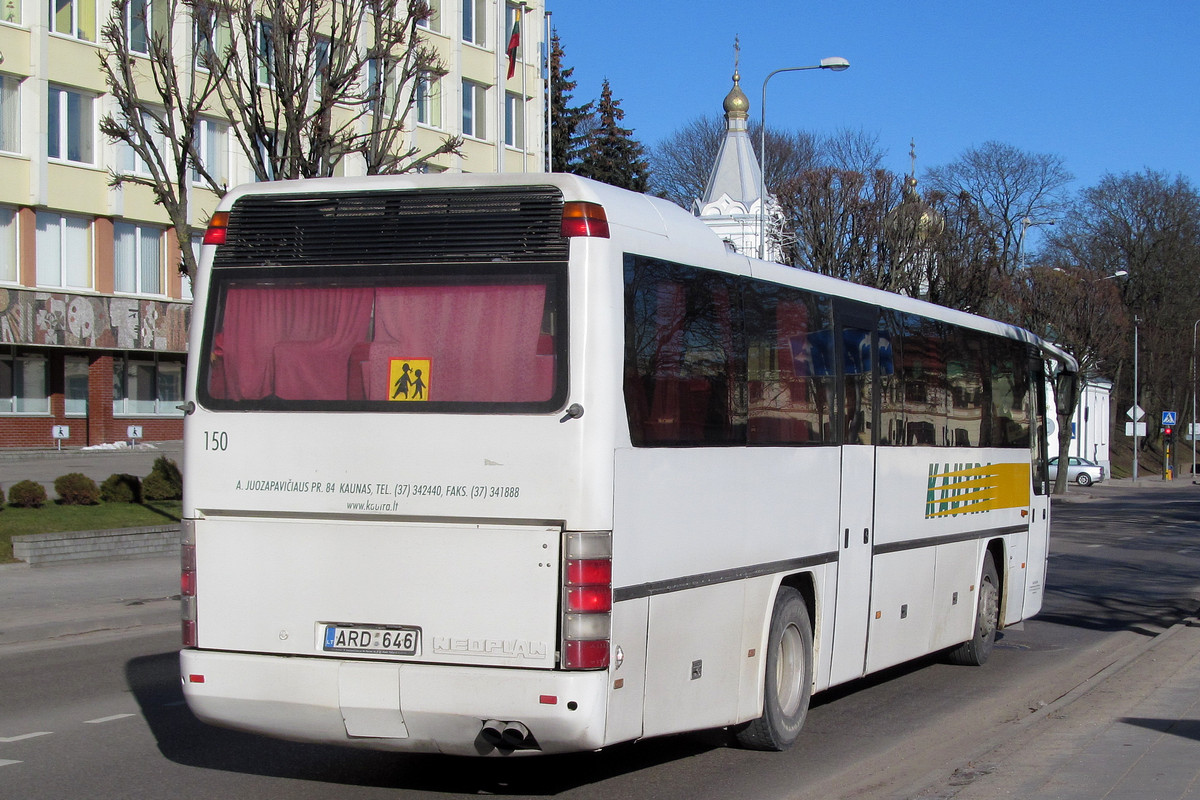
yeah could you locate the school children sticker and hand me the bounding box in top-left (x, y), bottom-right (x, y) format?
top-left (389, 358), bottom-right (430, 401)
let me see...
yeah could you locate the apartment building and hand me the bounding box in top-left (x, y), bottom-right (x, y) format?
top-left (0, 0), bottom-right (546, 447)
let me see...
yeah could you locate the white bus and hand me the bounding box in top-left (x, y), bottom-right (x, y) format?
top-left (180, 174), bottom-right (1078, 756)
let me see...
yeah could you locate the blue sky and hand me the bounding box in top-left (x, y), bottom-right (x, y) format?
top-left (549, 1), bottom-right (1200, 194)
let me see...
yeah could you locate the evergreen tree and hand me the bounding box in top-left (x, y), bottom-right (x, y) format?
top-left (576, 79), bottom-right (650, 192)
top-left (546, 31), bottom-right (592, 172)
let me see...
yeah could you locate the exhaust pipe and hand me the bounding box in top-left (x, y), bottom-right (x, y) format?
top-left (501, 721), bottom-right (531, 748)
top-left (480, 719), bottom-right (505, 747)
top-left (478, 719), bottom-right (538, 751)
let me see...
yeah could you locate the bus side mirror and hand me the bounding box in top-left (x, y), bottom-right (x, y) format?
top-left (1055, 370), bottom-right (1080, 414)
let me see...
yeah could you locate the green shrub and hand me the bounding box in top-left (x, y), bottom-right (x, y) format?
top-left (143, 457), bottom-right (183, 501)
top-left (8, 480), bottom-right (48, 508)
top-left (54, 473), bottom-right (101, 505)
top-left (101, 473), bottom-right (143, 504)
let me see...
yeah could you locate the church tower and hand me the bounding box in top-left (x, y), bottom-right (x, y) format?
top-left (694, 43), bottom-right (782, 260)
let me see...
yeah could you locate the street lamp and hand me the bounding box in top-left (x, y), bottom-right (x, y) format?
top-left (758, 56), bottom-right (850, 260)
top-left (1017, 217), bottom-right (1056, 270)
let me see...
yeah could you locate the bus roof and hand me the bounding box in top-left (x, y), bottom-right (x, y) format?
top-left (212, 173), bottom-right (1079, 374)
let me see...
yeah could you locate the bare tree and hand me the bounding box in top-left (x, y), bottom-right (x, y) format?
top-left (919, 189), bottom-right (1001, 314)
top-left (198, 0), bottom-right (459, 180)
top-left (775, 168), bottom-right (903, 288)
top-left (924, 141), bottom-right (1073, 278)
top-left (648, 115), bottom-right (821, 209)
top-left (100, 0), bottom-right (224, 280)
top-left (820, 127), bottom-right (886, 174)
top-left (998, 264), bottom-right (1129, 491)
top-left (1042, 170), bottom-right (1200, 471)
top-left (102, 0), bottom-right (460, 279)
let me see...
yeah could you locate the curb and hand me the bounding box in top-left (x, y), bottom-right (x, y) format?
top-left (12, 525), bottom-right (182, 566)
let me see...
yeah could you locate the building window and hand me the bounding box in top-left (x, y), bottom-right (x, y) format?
top-left (416, 0), bottom-right (440, 32)
top-left (461, 0), bottom-right (485, 46)
top-left (118, 108), bottom-right (166, 177)
top-left (35, 211), bottom-right (92, 289)
top-left (114, 356), bottom-right (183, 416)
top-left (0, 206), bottom-right (16, 283)
top-left (51, 0), bottom-right (97, 41)
top-left (0, 75), bottom-right (19, 154)
top-left (192, 117), bottom-right (228, 186)
top-left (65, 356), bottom-right (88, 416)
top-left (416, 73), bottom-right (442, 128)
top-left (193, 3), bottom-right (231, 70)
top-left (3, 0), bottom-right (22, 24)
top-left (504, 91), bottom-right (524, 148)
top-left (0, 353), bottom-right (50, 414)
top-left (48, 85), bottom-right (95, 164)
top-left (257, 19), bottom-right (275, 87)
top-left (461, 79), bottom-right (486, 139)
top-left (127, 0), bottom-right (151, 54)
top-left (314, 34), bottom-right (331, 97)
top-left (114, 221), bottom-right (164, 295)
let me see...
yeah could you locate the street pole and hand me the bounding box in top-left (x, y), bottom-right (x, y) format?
top-left (544, 9), bottom-right (552, 172)
top-left (758, 57), bottom-right (849, 261)
top-left (1133, 316), bottom-right (1139, 483)
top-left (1193, 318), bottom-right (1199, 482)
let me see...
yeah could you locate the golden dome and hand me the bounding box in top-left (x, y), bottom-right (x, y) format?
top-left (723, 70), bottom-right (750, 119)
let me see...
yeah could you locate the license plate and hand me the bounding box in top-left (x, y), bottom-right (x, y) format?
top-left (322, 624), bottom-right (421, 656)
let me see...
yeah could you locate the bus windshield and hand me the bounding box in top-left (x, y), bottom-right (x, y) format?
top-left (199, 267), bottom-right (565, 412)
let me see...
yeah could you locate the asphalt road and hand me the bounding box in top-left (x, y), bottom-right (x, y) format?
top-left (1, 480), bottom-right (1198, 799)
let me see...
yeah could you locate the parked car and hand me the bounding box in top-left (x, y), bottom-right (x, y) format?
top-left (1048, 456), bottom-right (1105, 486)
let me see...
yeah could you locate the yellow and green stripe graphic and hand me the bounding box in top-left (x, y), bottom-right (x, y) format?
top-left (924, 462), bottom-right (1030, 518)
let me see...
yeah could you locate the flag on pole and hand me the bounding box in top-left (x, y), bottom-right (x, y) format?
top-left (506, 9), bottom-right (521, 80)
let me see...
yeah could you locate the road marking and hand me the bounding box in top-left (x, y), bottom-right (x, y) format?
top-left (0, 760), bottom-right (23, 768)
top-left (0, 732), bottom-right (52, 743)
top-left (83, 714), bottom-right (135, 725)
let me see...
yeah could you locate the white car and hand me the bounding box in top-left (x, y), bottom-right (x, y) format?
top-left (1048, 456), bottom-right (1105, 486)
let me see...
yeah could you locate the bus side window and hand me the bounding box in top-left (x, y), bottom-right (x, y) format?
top-left (744, 282), bottom-right (835, 445)
top-left (623, 256), bottom-right (744, 446)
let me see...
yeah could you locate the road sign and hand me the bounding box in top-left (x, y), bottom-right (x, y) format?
top-left (1125, 422), bottom-right (1147, 437)
top-left (1162, 411), bottom-right (1177, 426)
top-left (1127, 405), bottom-right (1145, 421)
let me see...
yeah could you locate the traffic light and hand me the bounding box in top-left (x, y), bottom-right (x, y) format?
top-left (1165, 426), bottom-right (1174, 442)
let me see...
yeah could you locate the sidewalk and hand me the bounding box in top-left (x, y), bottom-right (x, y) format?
top-left (918, 615), bottom-right (1200, 800)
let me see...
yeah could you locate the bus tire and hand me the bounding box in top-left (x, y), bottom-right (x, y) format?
top-left (947, 551), bottom-right (1000, 666)
top-left (735, 587), bottom-right (812, 751)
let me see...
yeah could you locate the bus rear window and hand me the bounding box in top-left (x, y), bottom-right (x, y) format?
top-left (200, 268), bottom-right (565, 412)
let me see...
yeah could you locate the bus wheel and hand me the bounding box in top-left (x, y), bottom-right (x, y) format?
top-left (735, 587), bottom-right (812, 751)
top-left (947, 552), bottom-right (1000, 666)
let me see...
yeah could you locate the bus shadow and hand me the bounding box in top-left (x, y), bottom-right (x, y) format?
top-left (126, 651), bottom-right (725, 794)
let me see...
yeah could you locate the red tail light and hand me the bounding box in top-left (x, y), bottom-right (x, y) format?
top-left (560, 202), bottom-right (610, 238)
top-left (562, 532), bottom-right (612, 669)
top-left (181, 522), bottom-right (198, 648)
top-left (203, 211), bottom-right (229, 245)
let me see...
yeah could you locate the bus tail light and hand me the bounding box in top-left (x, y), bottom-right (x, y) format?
top-left (562, 531), bottom-right (612, 670)
top-left (560, 202), bottom-right (610, 238)
top-left (181, 520), bottom-right (198, 648)
top-left (203, 211), bottom-right (229, 245)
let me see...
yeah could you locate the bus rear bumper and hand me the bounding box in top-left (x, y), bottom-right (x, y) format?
top-left (179, 649), bottom-right (610, 756)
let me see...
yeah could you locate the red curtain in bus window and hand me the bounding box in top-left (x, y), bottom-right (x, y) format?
top-left (212, 285), bottom-right (373, 401)
top-left (368, 284), bottom-right (550, 402)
